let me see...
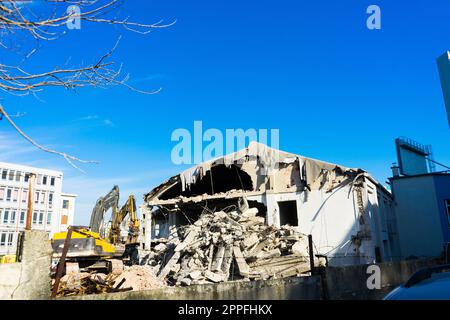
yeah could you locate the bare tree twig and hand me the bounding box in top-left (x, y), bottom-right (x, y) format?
top-left (0, 103), bottom-right (99, 173)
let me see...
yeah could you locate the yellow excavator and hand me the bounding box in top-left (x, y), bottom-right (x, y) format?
top-left (51, 186), bottom-right (140, 272)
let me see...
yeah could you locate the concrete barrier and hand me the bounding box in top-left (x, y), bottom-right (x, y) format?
top-left (0, 230), bottom-right (52, 300)
top-left (61, 258), bottom-right (437, 300)
top-left (62, 275), bottom-right (322, 300)
top-left (324, 259), bottom-right (439, 300)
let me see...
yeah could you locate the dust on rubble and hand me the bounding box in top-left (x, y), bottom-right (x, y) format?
top-left (55, 265), bottom-right (165, 297)
top-left (113, 265), bottom-right (166, 291)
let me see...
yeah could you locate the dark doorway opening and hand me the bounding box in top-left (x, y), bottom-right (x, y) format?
top-left (278, 200), bottom-right (298, 227)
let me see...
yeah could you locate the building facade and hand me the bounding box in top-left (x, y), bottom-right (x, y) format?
top-left (60, 193), bottom-right (77, 232)
top-left (389, 172), bottom-right (450, 260)
top-left (141, 142), bottom-right (399, 266)
top-left (0, 162), bottom-right (76, 256)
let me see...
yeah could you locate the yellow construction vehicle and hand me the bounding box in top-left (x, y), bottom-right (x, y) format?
top-left (51, 186), bottom-right (140, 271)
top-left (109, 194), bottom-right (140, 264)
top-left (0, 255), bottom-right (16, 264)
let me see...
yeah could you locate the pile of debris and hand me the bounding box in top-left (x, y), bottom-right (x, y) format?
top-left (145, 206), bottom-right (311, 286)
top-left (55, 265), bottom-right (165, 297)
top-left (113, 265), bottom-right (166, 291)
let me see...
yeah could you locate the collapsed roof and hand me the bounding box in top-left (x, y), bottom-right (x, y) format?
top-left (144, 142), bottom-right (374, 206)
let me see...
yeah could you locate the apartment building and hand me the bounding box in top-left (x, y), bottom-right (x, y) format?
top-left (0, 162), bottom-right (76, 256)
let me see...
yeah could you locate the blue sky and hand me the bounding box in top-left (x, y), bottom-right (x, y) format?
top-left (1, 0), bottom-right (449, 224)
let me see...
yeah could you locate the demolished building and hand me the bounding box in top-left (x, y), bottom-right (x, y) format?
top-left (140, 142), bottom-right (400, 268)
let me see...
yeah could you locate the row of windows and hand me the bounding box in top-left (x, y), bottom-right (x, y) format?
top-left (0, 209), bottom-right (52, 226)
top-left (0, 232), bottom-right (14, 247)
top-left (0, 169), bottom-right (56, 186)
top-left (0, 187), bottom-right (54, 206)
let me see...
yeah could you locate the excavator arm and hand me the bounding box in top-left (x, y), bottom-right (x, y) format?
top-left (109, 195), bottom-right (140, 245)
top-left (89, 185), bottom-right (120, 233)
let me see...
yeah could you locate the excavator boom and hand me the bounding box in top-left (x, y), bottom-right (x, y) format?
top-left (109, 195), bottom-right (139, 245)
top-left (89, 185), bottom-right (120, 233)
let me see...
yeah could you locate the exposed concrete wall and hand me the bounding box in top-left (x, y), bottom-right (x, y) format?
top-left (61, 259), bottom-right (436, 301)
top-left (0, 263), bottom-right (21, 299)
top-left (62, 275), bottom-right (322, 300)
top-left (0, 230), bottom-right (52, 300)
top-left (324, 259), bottom-right (438, 300)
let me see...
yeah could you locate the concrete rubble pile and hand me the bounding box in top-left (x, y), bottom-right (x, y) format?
top-left (145, 207), bottom-right (311, 286)
top-left (56, 265), bottom-right (165, 296)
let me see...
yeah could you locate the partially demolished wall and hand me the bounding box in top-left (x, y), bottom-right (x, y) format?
top-left (141, 142), bottom-right (396, 269)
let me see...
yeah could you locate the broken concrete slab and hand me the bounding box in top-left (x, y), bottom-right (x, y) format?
top-left (233, 246), bottom-right (250, 277)
top-left (255, 248), bottom-right (281, 260)
top-left (189, 270), bottom-right (203, 280)
top-left (241, 207), bottom-right (258, 218)
top-left (242, 233), bottom-right (259, 250)
top-left (211, 245), bottom-right (225, 272)
top-left (204, 270), bottom-right (224, 283)
top-left (158, 252), bottom-right (181, 280)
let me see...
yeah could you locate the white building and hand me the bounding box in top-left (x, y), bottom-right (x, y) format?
top-left (60, 193), bottom-right (77, 232)
top-left (0, 162), bottom-right (76, 256)
top-left (141, 142), bottom-right (399, 266)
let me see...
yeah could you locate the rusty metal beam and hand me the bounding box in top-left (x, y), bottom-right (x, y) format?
top-left (51, 227), bottom-right (73, 298)
top-left (25, 173), bottom-right (36, 230)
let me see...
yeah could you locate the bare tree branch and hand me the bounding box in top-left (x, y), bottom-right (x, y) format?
top-left (0, 103), bottom-right (99, 173)
top-left (0, 0), bottom-right (173, 169)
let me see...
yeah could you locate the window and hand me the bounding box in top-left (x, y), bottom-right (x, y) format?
top-left (15, 171), bottom-right (21, 182)
top-left (10, 210), bottom-right (16, 224)
top-left (50, 177), bottom-right (55, 186)
top-left (22, 190), bottom-right (28, 203)
top-left (12, 189), bottom-right (18, 202)
top-left (38, 211), bottom-right (44, 225)
top-left (34, 191), bottom-right (39, 204)
top-left (0, 233), bottom-right (5, 246)
top-left (40, 192), bottom-right (45, 204)
top-left (1, 170), bottom-right (7, 180)
top-left (62, 200), bottom-right (69, 209)
top-left (0, 188), bottom-right (4, 201)
top-left (6, 189), bottom-right (11, 201)
top-left (278, 200), bottom-right (299, 227)
top-left (37, 174), bottom-right (43, 185)
top-left (48, 193), bottom-right (53, 205)
top-left (47, 212), bottom-right (52, 225)
top-left (32, 211), bottom-right (37, 224)
top-left (24, 173), bottom-right (29, 183)
top-left (20, 211), bottom-right (25, 225)
top-left (42, 176), bottom-right (47, 185)
top-left (7, 233), bottom-right (13, 246)
top-left (8, 170), bottom-right (14, 181)
top-left (446, 200), bottom-right (450, 226)
top-left (3, 210), bottom-right (9, 224)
